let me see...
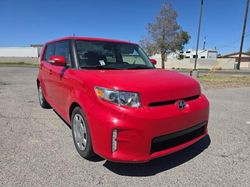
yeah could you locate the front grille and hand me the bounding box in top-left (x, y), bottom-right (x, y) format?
top-left (150, 121), bottom-right (207, 154)
top-left (149, 95), bottom-right (200, 107)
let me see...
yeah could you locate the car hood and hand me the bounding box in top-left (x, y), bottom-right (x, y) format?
top-left (78, 69), bottom-right (201, 106)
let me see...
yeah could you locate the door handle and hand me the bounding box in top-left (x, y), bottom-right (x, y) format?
top-left (49, 69), bottom-right (52, 75)
top-left (40, 63), bottom-right (43, 70)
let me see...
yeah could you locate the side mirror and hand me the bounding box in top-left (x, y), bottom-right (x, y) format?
top-left (149, 59), bottom-right (157, 65)
top-left (49, 56), bottom-right (66, 66)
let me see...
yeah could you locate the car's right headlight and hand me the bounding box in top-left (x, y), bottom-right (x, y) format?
top-left (94, 86), bottom-right (141, 108)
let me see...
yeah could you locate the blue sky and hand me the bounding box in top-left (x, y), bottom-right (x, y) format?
top-left (0, 0), bottom-right (248, 54)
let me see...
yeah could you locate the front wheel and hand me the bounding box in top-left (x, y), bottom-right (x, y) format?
top-left (71, 107), bottom-right (95, 159)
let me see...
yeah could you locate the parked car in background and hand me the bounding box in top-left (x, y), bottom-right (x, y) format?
top-left (37, 36), bottom-right (209, 163)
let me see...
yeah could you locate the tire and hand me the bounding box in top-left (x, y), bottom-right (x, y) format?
top-left (71, 107), bottom-right (95, 159)
top-left (37, 83), bottom-right (51, 109)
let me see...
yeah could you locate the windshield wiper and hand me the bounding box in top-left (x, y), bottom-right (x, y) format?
top-left (126, 65), bottom-right (154, 69)
top-left (80, 66), bottom-right (119, 70)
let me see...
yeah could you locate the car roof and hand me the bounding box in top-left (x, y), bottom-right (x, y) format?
top-left (46, 36), bottom-right (137, 45)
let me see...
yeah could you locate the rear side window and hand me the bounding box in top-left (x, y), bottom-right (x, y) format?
top-left (55, 41), bottom-right (71, 66)
top-left (44, 44), bottom-right (55, 61)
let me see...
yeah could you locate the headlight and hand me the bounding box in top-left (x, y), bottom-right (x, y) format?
top-left (94, 86), bottom-right (141, 107)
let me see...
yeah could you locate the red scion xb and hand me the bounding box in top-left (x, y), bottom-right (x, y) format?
top-left (37, 36), bottom-right (209, 163)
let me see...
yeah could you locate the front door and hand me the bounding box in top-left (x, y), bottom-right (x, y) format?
top-left (49, 40), bottom-right (73, 115)
top-left (41, 43), bottom-right (55, 99)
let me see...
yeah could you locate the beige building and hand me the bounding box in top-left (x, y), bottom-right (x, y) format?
top-left (221, 52), bottom-right (250, 62)
top-left (220, 52), bottom-right (250, 69)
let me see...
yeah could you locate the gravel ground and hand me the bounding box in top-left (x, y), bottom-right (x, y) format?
top-left (0, 67), bottom-right (249, 187)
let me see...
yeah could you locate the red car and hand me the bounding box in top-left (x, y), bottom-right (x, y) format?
top-left (37, 36), bottom-right (209, 163)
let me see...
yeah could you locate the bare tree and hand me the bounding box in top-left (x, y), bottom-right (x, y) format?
top-left (140, 2), bottom-right (190, 69)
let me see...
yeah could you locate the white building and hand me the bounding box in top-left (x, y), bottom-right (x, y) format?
top-left (0, 45), bottom-right (43, 58)
top-left (150, 52), bottom-right (181, 60)
top-left (181, 49), bottom-right (218, 59)
top-left (150, 49), bottom-right (218, 61)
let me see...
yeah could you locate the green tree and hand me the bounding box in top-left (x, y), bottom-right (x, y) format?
top-left (140, 2), bottom-right (190, 69)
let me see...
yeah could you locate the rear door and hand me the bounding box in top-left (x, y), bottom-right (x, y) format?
top-left (49, 40), bottom-right (73, 115)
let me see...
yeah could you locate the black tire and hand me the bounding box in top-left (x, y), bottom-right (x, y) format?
top-left (37, 83), bottom-right (51, 109)
top-left (71, 107), bottom-right (95, 159)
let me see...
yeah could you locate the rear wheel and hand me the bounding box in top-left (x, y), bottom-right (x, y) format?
top-left (71, 107), bottom-right (94, 159)
top-left (37, 83), bottom-right (51, 108)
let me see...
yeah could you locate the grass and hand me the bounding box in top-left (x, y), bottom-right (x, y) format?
top-left (0, 62), bottom-right (38, 67)
top-left (199, 75), bottom-right (250, 89)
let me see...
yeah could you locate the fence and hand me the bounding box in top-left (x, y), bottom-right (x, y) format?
top-left (154, 58), bottom-right (250, 70)
top-left (1, 56), bottom-right (250, 69)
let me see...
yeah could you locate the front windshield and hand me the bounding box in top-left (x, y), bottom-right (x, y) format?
top-left (75, 40), bottom-right (154, 70)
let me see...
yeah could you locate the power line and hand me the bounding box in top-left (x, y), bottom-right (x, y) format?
top-left (217, 34), bottom-right (250, 48)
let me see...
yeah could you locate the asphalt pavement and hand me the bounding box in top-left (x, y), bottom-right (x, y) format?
top-left (0, 67), bottom-right (249, 186)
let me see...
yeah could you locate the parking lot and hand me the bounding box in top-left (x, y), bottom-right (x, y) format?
top-left (0, 67), bottom-right (249, 186)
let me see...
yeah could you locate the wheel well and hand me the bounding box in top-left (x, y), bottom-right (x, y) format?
top-left (69, 102), bottom-right (80, 120)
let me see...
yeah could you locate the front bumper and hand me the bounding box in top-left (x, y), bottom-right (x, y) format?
top-left (87, 94), bottom-right (209, 163)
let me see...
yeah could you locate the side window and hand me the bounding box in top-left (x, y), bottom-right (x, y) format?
top-left (55, 41), bottom-right (71, 66)
top-left (44, 44), bottom-right (55, 61)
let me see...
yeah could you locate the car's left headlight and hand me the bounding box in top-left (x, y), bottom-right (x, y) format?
top-left (94, 86), bottom-right (141, 107)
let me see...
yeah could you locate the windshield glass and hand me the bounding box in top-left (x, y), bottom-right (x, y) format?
top-left (75, 40), bottom-right (154, 70)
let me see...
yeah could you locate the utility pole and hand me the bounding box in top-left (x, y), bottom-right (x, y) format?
top-left (203, 37), bottom-right (206, 50)
top-left (237, 0), bottom-right (249, 70)
top-left (191, 0), bottom-right (204, 77)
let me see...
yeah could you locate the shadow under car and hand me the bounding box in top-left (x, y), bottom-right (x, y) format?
top-left (103, 135), bottom-right (211, 176)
